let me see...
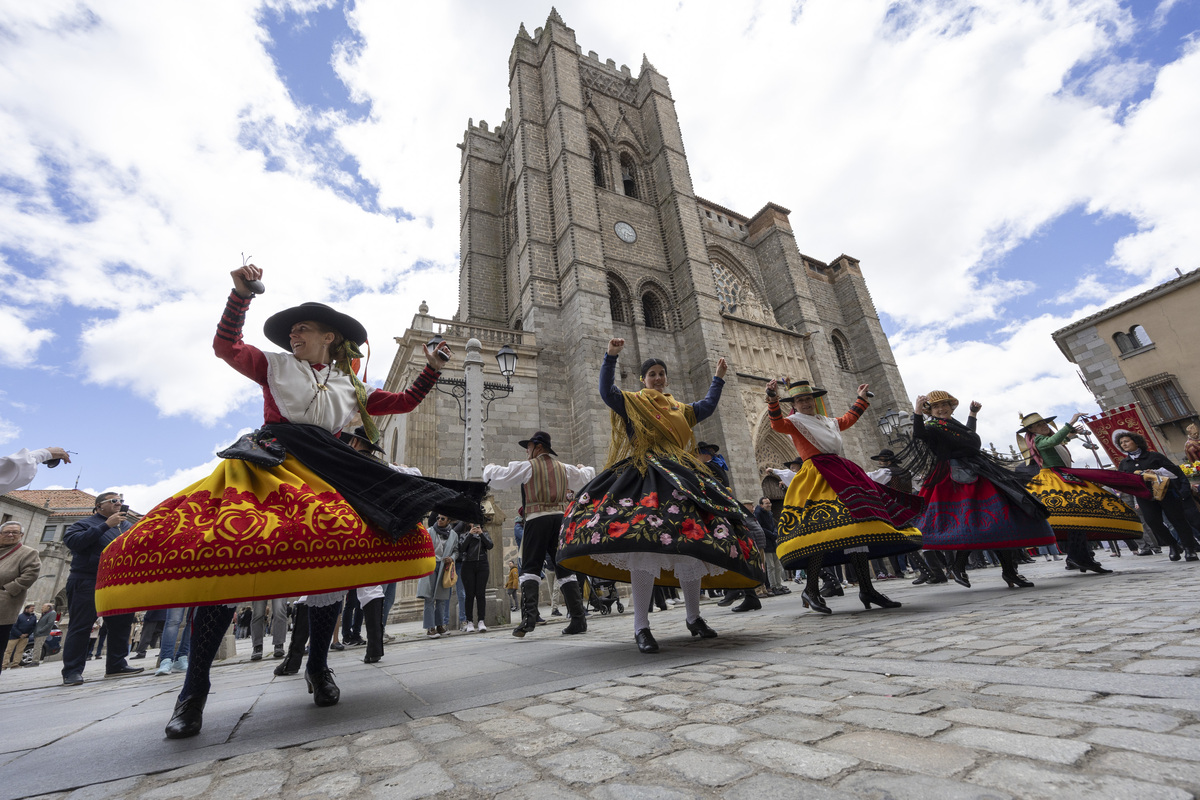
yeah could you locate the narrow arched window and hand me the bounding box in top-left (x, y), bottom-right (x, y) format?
top-left (620, 152), bottom-right (638, 199)
top-left (1131, 325), bottom-right (1153, 348)
top-left (642, 291), bottom-right (667, 329)
top-left (608, 279), bottom-right (629, 324)
top-left (590, 141), bottom-right (606, 188)
top-left (1113, 331), bottom-right (1135, 354)
top-left (831, 331), bottom-right (852, 370)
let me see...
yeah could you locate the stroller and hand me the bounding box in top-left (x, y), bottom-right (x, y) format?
top-left (586, 575), bottom-right (624, 615)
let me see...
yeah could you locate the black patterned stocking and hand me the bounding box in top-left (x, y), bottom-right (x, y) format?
top-left (178, 605), bottom-right (235, 702)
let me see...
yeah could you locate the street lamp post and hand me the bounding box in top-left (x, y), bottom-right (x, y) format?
top-left (427, 336), bottom-right (518, 480)
top-left (877, 408), bottom-right (914, 447)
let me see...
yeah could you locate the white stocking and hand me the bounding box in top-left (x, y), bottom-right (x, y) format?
top-left (681, 576), bottom-right (702, 624)
top-left (631, 569), bottom-right (655, 633)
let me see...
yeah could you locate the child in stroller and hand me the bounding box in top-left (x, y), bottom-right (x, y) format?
top-left (586, 575), bottom-right (624, 615)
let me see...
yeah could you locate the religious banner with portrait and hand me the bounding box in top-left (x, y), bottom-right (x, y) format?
top-left (1082, 404), bottom-right (1163, 465)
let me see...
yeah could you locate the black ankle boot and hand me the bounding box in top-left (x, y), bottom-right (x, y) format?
top-left (512, 580), bottom-right (540, 638)
top-left (165, 695), bottom-right (206, 739)
top-left (801, 588), bottom-right (832, 614)
top-left (305, 667), bottom-right (340, 707)
top-left (560, 580), bottom-right (588, 635)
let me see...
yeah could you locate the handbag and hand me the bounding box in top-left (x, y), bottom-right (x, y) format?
top-left (217, 429), bottom-right (286, 467)
top-left (441, 560), bottom-right (458, 588)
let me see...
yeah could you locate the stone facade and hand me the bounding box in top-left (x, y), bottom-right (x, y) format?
top-left (1052, 267), bottom-right (1200, 462)
top-left (380, 10), bottom-right (909, 518)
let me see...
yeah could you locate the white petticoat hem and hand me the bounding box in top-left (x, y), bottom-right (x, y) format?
top-left (591, 552), bottom-right (726, 582)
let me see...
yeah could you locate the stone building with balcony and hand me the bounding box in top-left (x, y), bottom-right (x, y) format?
top-left (1052, 267), bottom-right (1200, 462)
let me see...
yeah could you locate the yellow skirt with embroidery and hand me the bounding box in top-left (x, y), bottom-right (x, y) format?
top-left (776, 461), bottom-right (922, 569)
top-left (1027, 468), bottom-right (1143, 541)
top-left (96, 455), bottom-right (435, 615)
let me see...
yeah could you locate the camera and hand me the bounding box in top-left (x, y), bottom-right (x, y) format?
top-left (120, 504), bottom-right (130, 513)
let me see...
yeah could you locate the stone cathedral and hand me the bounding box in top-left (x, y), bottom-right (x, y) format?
top-left (380, 10), bottom-right (910, 513)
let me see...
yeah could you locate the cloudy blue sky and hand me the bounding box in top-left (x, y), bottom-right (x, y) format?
top-left (1, 0), bottom-right (1197, 510)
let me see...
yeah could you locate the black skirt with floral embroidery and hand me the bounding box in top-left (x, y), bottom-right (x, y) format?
top-left (557, 455), bottom-right (766, 589)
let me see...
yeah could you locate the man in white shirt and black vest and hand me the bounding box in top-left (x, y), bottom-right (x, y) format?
top-left (483, 432), bottom-right (595, 637)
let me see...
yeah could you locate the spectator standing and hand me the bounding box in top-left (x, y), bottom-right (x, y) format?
top-left (251, 598), bottom-right (289, 659)
top-left (0, 522), bottom-right (40, 677)
top-left (61, 492), bottom-right (143, 685)
top-left (154, 607), bottom-right (192, 676)
top-left (459, 523), bottom-right (494, 632)
top-left (28, 603), bottom-right (58, 666)
top-left (132, 609), bottom-right (167, 660)
top-left (236, 607), bottom-right (252, 639)
top-left (505, 561), bottom-right (519, 611)
top-left (755, 497), bottom-right (788, 596)
top-left (418, 515), bottom-right (459, 638)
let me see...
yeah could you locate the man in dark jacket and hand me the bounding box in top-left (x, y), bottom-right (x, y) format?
top-left (755, 497), bottom-right (788, 595)
top-left (60, 492), bottom-right (142, 685)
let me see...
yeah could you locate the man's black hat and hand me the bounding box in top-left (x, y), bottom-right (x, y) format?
top-left (697, 441), bottom-right (720, 454)
top-left (518, 431), bottom-right (557, 456)
top-left (869, 449), bottom-right (897, 462)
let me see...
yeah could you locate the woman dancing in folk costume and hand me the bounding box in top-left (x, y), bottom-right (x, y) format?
top-left (557, 338), bottom-right (766, 654)
top-left (1017, 412), bottom-right (1150, 574)
top-left (909, 391), bottom-right (1054, 589)
top-left (768, 379), bottom-right (924, 615)
top-left (1114, 430), bottom-right (1200, 561)
top-left (95, 265), bottom-right (485, 739)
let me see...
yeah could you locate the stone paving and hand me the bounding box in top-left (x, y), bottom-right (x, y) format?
top-left (3, 555), bottom-right (1199, 799)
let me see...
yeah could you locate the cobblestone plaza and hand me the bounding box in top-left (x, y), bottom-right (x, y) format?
top-left (2, 556), bottom-right (1198, 799)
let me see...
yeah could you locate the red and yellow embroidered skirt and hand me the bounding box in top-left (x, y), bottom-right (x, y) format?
top-left (96, 455), bottom-right (435, 615)
top-left (1027, 468), bottom-right (1143, 542)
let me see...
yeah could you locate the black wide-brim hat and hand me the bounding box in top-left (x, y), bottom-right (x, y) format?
top-left (263, 302), bottom-right (368, 351)
top-left (697, 441), bottom-right (720, 454)
top-left (782, 457), bottom-right (805, 469)
top-left (518, 431), bottom-right (557, 456)
top-left (341, 426), bottom-right (384, 454)
top-left (870, 449), bottom-right (897, 462)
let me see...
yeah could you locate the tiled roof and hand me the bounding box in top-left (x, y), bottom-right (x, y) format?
top-left (6, 489), bottom-right (98, 511)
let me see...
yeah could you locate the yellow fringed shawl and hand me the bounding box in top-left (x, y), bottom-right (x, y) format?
top-left (607, 389), bottom-right (708, 475)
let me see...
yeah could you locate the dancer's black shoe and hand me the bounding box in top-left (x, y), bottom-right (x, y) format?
top-left (635, 628), bottom-right (659, 653)
top-left (686, 617), bottom-right (718, 638)
top-left (859, 588), bottom-right (901, 609)
top-left (164, 696), bottom-right (206, 739)
top-left (305, 668), bottom-right (340, 707)
top-left (801, 588), bottom-right (832, 615)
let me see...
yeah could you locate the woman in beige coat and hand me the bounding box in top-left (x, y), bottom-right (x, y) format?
top-left (0, 521), bottom-right (41, 676)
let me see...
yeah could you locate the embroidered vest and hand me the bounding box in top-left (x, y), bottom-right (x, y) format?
top-left (522, 454), bottom-right (570, 514)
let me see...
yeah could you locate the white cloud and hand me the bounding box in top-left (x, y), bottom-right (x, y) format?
top-left (0, 416), bottom-right (19, 445)
top-left (0, 308), bottom-right (54, 366)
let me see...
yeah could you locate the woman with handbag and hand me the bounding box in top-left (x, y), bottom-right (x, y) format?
top-left (94, 264), bottom-right (484, 739)
top-left (418, 516), bottom-right (460, 638)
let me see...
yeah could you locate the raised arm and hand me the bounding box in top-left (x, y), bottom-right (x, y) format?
top-left (600, 338), bottom-right (628, 417)
top-left (214, 265), bottom-right (269, 384)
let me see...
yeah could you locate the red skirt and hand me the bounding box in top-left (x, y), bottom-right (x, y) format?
top-left (919, 473), bottom-right (1056, 550)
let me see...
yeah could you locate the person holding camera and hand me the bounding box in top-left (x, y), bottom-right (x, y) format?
top-left (61, 492), bottom-right (142, 685)
top-left (458, 523), bottom-right (494, 632)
